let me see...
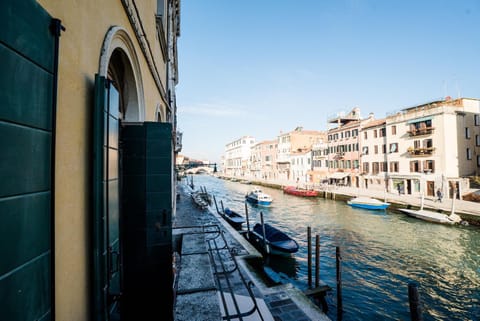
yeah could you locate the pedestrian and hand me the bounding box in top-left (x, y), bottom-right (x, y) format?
top-left (436, 189), bottom-right (443, 203)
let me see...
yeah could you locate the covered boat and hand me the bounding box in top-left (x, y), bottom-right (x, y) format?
top-left (283, 186), bottom-right (318, 197)
top-left (249, 223), bottom-right (299, 256)
top-left (347, 197), bottom-right (390, 210)
top-left (222, 207), bottom-right (246, 230)
top-left (245, 188), bottom-right (273, 206)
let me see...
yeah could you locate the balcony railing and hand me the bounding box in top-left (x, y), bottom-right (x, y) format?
top-left (407, 146), bottom-right (435, 156)
top-left (407, 126), bottom-right (435, 137)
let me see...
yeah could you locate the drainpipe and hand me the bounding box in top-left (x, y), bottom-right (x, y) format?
top-left (49, 18), bottom-right (65, 321)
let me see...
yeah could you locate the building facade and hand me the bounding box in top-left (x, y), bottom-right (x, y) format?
top-left (223, 136), bottom-right (256, 177)
top-left (385, 97), bottom-right (480, 198)
top-left (326, 108), bottom-right (362, 186)
top-left (1, 1), bottom-right (180, 320)
top-left (276, 127), bottom-right (325, 181)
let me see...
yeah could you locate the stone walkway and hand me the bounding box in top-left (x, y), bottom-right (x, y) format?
top-left (173, 183), bottom-right (330, 321)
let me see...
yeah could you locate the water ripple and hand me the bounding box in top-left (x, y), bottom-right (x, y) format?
top-left (193, 175), bottom-right (480, 321)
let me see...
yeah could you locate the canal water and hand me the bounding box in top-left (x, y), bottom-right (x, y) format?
top-left (187, 175), bottom-right (480, 321)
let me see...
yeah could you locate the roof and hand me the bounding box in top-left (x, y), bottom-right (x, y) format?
top-left (362, 118), bottom-right (386, 129)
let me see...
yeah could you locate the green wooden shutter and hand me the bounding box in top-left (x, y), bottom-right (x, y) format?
top-left (92, 75), bottom-right (122, 321)
top-left (0, 0), bottom-right (56, 320)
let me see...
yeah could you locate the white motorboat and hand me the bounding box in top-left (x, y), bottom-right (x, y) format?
top-left (400, 193), bottom-right (463, 225)
top-left (245, 188), bottom-right (273, 206)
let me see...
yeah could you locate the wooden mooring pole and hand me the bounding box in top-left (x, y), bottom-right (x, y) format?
top-left (220, 200), bottom-right (225, 213)
top-left (244, 201), bottom-right (250, 238)
top-left (260, 212), bottom-right (269, 254)
top-left (336, 246), bottom-right (343, 320)
top-left (408, 282), bottom-right (423, 321)
top-left (307, 227), bottom-right (312, 288)
top-left (213, 195), bottom-right (220, 214)
top-left (315, 234), bottom-right (320, 288)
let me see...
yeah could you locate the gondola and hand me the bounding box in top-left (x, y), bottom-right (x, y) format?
top-left (222, 207), bottom-right (246, 230)
top-left (248, 223), bottom-right (299, 256)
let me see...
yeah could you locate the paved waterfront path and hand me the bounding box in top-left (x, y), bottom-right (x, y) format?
top-left (173, 183), bottom-right (330, 321)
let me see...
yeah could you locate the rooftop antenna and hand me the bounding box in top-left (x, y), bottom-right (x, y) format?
top-left (454, 75), bottom-right (461, 98)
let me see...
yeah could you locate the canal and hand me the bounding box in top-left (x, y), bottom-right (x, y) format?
top-left (187, 175), bottom-right (480, 321)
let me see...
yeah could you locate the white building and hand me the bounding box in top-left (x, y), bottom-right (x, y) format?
top-left (385, 97), bottom-right (480, 198)
top-left (290, 149), bottom-right (313, 185)
top-left (223, 136), bottom-right (256, 177)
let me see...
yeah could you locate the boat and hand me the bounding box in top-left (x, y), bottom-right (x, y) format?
top-left (347, 196), bottom-right (390, 210)
top-left (245, 188), bottom-right (273, 206)
top-left (283, 186), bottom-right (318, 197)
top-left (399, 194), bottom-right (463, 225)
top-left (191, 191), bottom-right (209, 210)
top-left (248, 223), bottom-right (299, 256)
top-left (222, 207), bottom-right (246, 230)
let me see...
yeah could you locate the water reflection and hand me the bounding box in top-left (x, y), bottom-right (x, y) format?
top-left (192, 175), bottom-right (480, 321)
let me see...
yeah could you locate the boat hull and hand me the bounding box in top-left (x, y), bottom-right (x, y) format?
top-left (246, 196), bottom-right (272, 206)
top-left (347, 202), bottom-right (389, 210)
top-left (400, 209), bottom-right (460, 225)
top-left (283, 186), bottom-right (318, 197)
top-left (248, 223), bottom-right (299, 256)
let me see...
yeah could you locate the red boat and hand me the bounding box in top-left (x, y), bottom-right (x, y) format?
top-left (283, 186), bottom-right (318, 197)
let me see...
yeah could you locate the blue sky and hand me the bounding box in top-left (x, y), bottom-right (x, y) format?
top-left (176, 1), bottom-right (480, 163)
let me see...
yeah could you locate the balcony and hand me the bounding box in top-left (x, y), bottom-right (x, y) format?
top-left (407, 126), bottom-right (435, 137)
top-left (407, 146), bottom-right (435, 156)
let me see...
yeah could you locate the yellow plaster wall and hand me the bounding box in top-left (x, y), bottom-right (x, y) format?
top-left (37, 0), bottom-right (169, 319)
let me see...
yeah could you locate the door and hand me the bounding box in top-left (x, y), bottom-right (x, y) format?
top-left (93, 75), bottom-right (122, 320)
top-left (426, 181), bottom-right (434, 197)
top-left (0, 1), bottom-right (58, 320)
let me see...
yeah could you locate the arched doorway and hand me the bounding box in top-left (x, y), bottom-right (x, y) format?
top-left (92, 27), bottom-right (145, 321)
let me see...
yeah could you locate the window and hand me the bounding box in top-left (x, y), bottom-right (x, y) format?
top-left (410, 160), bottom-right (420, 172)
top-left (380, 128), bottom-right (386, 137)
top-left (364, 132), bottom-right (368, 139)
top-left (389, 143), bottom-right (398, 153)
top-left (477, 155), bottom-right (480, 167)
top-left (382, 144), bottom-right (386, 154)
top-left (372, 162), bottom-right (379, 174)
top-left (391, 125), bottom-right (397, 135)
top-left (423, 160), bottom-right (435, 173)
top-left (465, 127), bottom-right (471, 139)
top-left (362, 146), bottom-right (369, 155)
top-left (390, 161), bottom-right (399, 172)
top-left (476, 135), bottom-right (480, 147)
top-left (373, 130), bottom-right (377, 138)
top-left (475, 114), bottom-right (480, 126)
top-left (363, 162), bottom-right (369, 173)
top-left (374, 145), bottom-right (378, 154)
top-left (467, 148), bottom-right (472, 160)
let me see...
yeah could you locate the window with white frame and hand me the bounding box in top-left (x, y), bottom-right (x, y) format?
top-left (467, 148), bottom-right (472, 160)
top-left (465, 127), bottom-right (471, 139)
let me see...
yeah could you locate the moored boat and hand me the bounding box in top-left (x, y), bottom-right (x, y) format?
top-left (222, 207), bottom-right (246, 230)
top-left (283, 186), bottom-right (318, 197)
top-left (400, 208), bottom-right (462, 225)
top-left (245, 188), bottom-right (273, 206)
top-left (347, 196), bottom-right (390, 210)
top-left (399, 193), bottom-right (464, 225)
top-left (248, 223), bottom-right (299, 256)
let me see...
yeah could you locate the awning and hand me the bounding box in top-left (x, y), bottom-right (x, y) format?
top-left (407, 116), bottom-right (432, 124)
top-left (329, 172), bottom-right (350, 179)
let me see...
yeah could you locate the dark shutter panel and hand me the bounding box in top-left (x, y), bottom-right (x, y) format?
top-left (0, 1), bottom-right (56, 320)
